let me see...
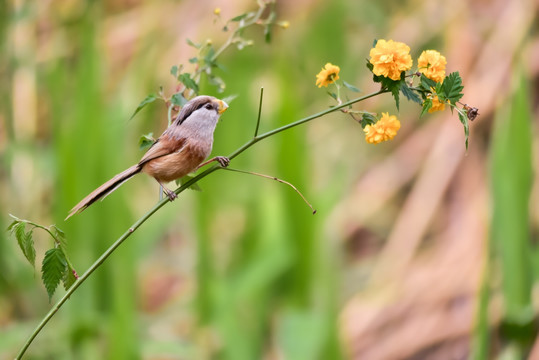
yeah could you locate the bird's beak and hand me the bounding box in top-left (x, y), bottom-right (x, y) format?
top-left (217, 99), bottom-right (229, 115)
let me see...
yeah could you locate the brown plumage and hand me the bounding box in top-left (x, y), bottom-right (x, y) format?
top-left (66, 95), bottom-right (229, 220)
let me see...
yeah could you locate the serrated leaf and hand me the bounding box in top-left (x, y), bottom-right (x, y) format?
top-left (186, 38), bottom-right (201, 49)
top-left (179, 73), bottom-right (199, 94)
top-left (52, 225), bottom-right (66, 248)
top-left (130, 94), bottom-right (157, 120)
top-left (343, 81), bottom-right (361, 93)
top-left (419, 74), bottom-right (437, 92)
top-left (6, 218), bottom-right (19, 232)
top-left (420, 98), bottom-right (433, 117)
top-left (170, 65), bottom-right (178, 78)
top-left (13, 222), bottom-right (36, 267)
top-left (176, 174), bottom-right (203, 191)
top-left (63, 263), bottom-right (77, 290)
top-left (139, 133), bottom-right (155, 151)
top-left (360, 113), bottom-right (377, 128)
top-left (41, 248), bottom-right (67, 301)
top-left (170, 93), bottom-right (188, 107)
top-left (400, 83), bottom-right (422, 104)
top-left (458, 110), bottom-right (470, 149)
top-left (442, 72), bottom-right (464, 105)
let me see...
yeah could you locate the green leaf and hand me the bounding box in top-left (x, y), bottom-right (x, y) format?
top-left (343, 81), bottom-right (361, 93)
top-left (400, 82), bottom-right (422, 104)
top-left (390, 83), bottom-right (400, 111)
top-left (179, 73), bottom-right (199, 94)
top-left (170, 65), bottom-right (178, 78)
top-left (419, 73), bottom-right (437, 92)
top-left (186, 38), bottom-right (201, 49)
top-left (63, 263), bottom-right (77, 290)
top-left (12, 222), bottom-right (36, 267)
top-left (170, 92), bottom-right (188, 107)
top-left (52, 225), bottom-right (66, 247)
top-left (441, 72), bottom-right (464, 105)
top-left (176, 174), bottom-right (203, 191)
top-left (130, 94), bottom-right (157, 120)
top-left (420, 98), bottom-right (432, 117)
top-left (230, 13), bottom-right (247, 22)
top-left (360, 113), bottom-right (377, 128)
top-left (41, 248), bottom-right (67, 301)
top-left (327, 92), bottom-right (337, 100)
top-left (458, 110), bottom-right (469, 149)
top-left (139, 132), bottom-right (155, 151)
top-left (188, 57), bottom-right (198, 64)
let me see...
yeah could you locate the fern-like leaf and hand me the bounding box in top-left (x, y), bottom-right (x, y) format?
top-left (41, 248), bottom-right (67, 301)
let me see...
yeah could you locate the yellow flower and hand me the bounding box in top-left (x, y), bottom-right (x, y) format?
top-left (364, 113), bottom-right (401, 144)
top-left (315, 63), bottom-right (340, 88)
top-left (427, 93), bottom-right (447, 113)
top-left (213, 8), bottom-right (221, 15)
top-left (418, 50), bottom-right (446, 83)
top-left (369, 39), bottom-right (413, 81)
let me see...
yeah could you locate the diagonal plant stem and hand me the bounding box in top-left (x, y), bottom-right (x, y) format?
top-left (15, 88), bottom-right (387, 359)
top-left (222, 167), bottom-right (316, 214)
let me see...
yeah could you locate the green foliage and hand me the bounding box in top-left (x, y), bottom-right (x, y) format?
top-left (41, 248), bottom-right (67, 301)
top-left (138, 132), bottom-right (155, 150)
top-left (130, 94), bottom-right (157, 120)
top-left (171, 92), bottom-right (188, 107)
top-left (440, 72), bottom-right (464, 105)
top-left (458, 110), bottom-right (469, 149)
top-left (400, 82), bottom-right (422, 104)
top-left (6, 215), bottom-right (77, 301)
top-left (360, 113), bottom-right (377, 128)
top-left (179, 73), bottom-right (199, 94)
top-left (8, 220), bottom-right (36, 267)
top-left (343, 80), bottom-right (360, 93)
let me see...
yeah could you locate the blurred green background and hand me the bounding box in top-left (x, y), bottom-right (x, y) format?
top-left (1, 0), bottom-right (538, 359)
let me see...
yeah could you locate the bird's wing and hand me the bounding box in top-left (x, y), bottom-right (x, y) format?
top-left (138, 133), bottom-right (188, 166)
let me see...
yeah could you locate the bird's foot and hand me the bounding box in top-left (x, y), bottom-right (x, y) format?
top-left (216, 156), bottom-right (230, 167)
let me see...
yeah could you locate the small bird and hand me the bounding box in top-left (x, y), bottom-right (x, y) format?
top-left (66, 95), bottom-right (230, 220)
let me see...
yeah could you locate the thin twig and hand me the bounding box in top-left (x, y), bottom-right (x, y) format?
top-left (223, 167), bottom-right (316, 214)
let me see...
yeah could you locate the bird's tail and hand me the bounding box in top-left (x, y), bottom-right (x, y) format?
top-left (66, 164), bottom-right (141, 220)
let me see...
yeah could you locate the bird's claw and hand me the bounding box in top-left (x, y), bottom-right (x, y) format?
top-left (216, 156), bottom-right (230, 168)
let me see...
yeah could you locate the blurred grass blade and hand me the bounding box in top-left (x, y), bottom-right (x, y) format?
top-left (489, 68), bottom-right (534, 352)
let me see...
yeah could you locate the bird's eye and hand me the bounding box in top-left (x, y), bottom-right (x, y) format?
top-left (205, 103), bottom-right (213, 110)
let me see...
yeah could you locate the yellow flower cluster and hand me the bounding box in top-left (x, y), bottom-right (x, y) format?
top-left (418, 50), bottom-right (446, 83)
top-left (315, 63), bottom-right (340, 88)
top-left (369, 40), bottom-right (413, 81)
top-left (364, 113), bottom-right (401, 144)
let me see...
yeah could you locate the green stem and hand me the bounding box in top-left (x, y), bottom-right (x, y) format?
top-left (15, 88), bottom-right (387, 359)
top-left (253, 87), bottom-right (264, 137)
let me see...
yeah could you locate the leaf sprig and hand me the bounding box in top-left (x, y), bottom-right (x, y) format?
top-left (7, 214), bottom-right (78, 301)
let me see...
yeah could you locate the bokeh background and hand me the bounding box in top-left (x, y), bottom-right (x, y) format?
top-left (1, 0), bottom-right (538, 359)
